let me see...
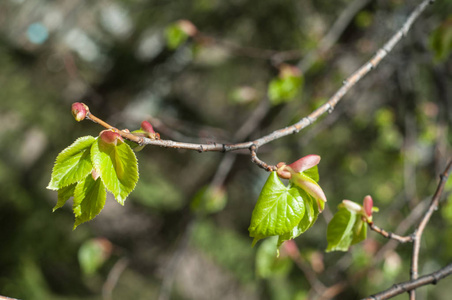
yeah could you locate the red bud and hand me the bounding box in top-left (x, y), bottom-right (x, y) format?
top-left (363, 195), bottom-right (373, 217)
top-left (99, 130), bottom-right (123, 146)
top-left (286, 155), bottom-right (321, 173)
top-left (141, 121), bottom-right (155, 133)
top-left (71, 102), bottom-right (89, 122)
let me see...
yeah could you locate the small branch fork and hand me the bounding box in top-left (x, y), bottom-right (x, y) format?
top-left (367, 223), bottom-right (413, 243)
top-left (364, 160), bottom-right (452, 300)
top-left (362, 263), bottom-right (452, 300)
top-left (83, 0), bottom-right (434, 172)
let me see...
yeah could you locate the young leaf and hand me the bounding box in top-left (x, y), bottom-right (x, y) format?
top-left (91, 138), bottom-right (138, 205)
top-left (277, 188), bottom-right (321, 247)
top-left (165, 23), bottom-right (189, 50)
top-left (326, 207), bottom-right (357, 252)
top-left (268, 75), bottom-right (303, 105)
top-left (53, 184), bottom-right (76, 212)
top-left (47, 136), bottom-right (96, 190)
top-left (249, 172), bottom-right (305, 243)
top-left (351, 218), bottom-right (367, 245)
top-left (78, 238), bottom-right (112, 276)
top-left (303, 165), bottom-right (319, 182)
top-left (72, 175), bottom-right (107, 229)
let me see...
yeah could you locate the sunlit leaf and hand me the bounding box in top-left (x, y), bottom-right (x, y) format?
top-left (303, 165), bottom-right (319, 182)
top-left (268, 74), bottom-right (303, 105)
top-left (72, 175), bottom-right (107, 229)
top-left (326, 207), bottom-right (357, 252)
top-left (277, 188), bottom-right (321, 247)
top-left (91, 138), bottom-right (138, 205)
top-left (53, 184), bottom-right (76, 212)
top-left (47, 136), bottom-right (95, 190)
top-left (351, 218), bottom-right (367, 245)
top-left (249, 172), bottom-right (305, 244)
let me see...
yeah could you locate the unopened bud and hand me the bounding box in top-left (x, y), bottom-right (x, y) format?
top-left (279, 64), bottom-right (301, 78)
top-left (276, 162), bottom-right (291, 179)
top-left (286, 155), bottom-right (321, 173)
top-left (99, 130), bottom-right (124, 146)
top-left (141, 121), bottom-right (155, 133)
top-left (342, 200), bottom-right (362, 213)
top-left (177, 19), bottom-right (198, 37)
top-left (91, 169), bottom-right (100, 181)
top-left (363, 195), bottom-right (373, 218)
top-left (72, 102), bottom-right (89, 122)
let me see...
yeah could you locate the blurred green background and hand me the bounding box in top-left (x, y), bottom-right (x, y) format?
top-left (0, 0), bottom-right (451, 299)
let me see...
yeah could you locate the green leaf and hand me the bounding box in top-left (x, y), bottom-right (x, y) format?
top-left (268, 75), bottom-right (303, 105)
top-left (256, 237), bottom-right (292, 278)
top-left (47, 136), bottom-right (96, 190)
top-left (165, 23), bottom-right (189, 50)
top-left (277, 188), bottom-right (320, 247)
top-left (303, 165), bottom-right (319, 182)
top-left (190, 185), bottom-right (227, 215)
top-left (53, 184), bottom-right (76, 212)
top-left (91, 138), bottom-right (138, 205)
top-left (72, 175), bottom-right (107, 229)
top-left (78, 238), bottom-right (112, 276)
top-left (429, 17), bottom-right (452, 62)
top-left (351, 218), bottom-right (367, 245)
top-left (326, 207), bottom-right (357, 252)
top-left (249, 172), bottom-right (305, 242)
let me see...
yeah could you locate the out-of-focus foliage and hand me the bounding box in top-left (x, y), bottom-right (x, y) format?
top-left (0, 0), bottom-right (450, 299)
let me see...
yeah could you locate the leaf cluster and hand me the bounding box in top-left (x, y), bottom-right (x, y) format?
top-left (47, 136), bottom-right (138, 228)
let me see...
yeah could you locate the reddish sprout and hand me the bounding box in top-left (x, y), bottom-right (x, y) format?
top-left (363, 195), bottom-right (373, 218)
top-left (141, 121), bottom-right (155, 133)
top-left (99, 130), bottom-right (124, 146)
top-left (71, 102), bottom-right (89, 122)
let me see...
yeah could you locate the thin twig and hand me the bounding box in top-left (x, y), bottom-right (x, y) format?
top-left (362, 262), bottom-right (452, 300)
top-left (102, 257), bottom-right (129, 300)
top-left (368, 222), bottom-right (413, 243)
top-left (82, 0), bottom-right (433, 171)
top-left (250, 145), bottom-right (277, 171)
top-left (409, 160), bottom-right (452, 299)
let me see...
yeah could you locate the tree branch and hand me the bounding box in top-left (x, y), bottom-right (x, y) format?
top-left (82, 0), bottom-right (434, 172)
top-left (409, 159), bottom-right (452, 299)
top-left (362, 263), bottom-right (452, 300)
top-left (368, 223), bottom-right (413, 243)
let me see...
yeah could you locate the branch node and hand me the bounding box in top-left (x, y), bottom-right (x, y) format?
top-left (326, 103), bottom-right (334, 114)
top-left (432, 272), bottom-right (440, 285)
top-left (198, 145), bottom-right (204, 153)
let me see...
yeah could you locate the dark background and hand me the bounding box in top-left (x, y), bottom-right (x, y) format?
top-left (0, 0), bottom-right (451, 299)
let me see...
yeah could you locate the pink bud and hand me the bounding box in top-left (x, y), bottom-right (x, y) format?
top-left (286, 155), bottom-right (321, 173)
top-left (279, 64), bottom-right (301, 78)
top-left (99, 130), bottom-right (124, 146)
top-left (141, 121), bottom-right (155, 133)
top-left (71, 102), bottom-right (89, 122)
top-left (276, 162), bottom-right (291, 179)
top-left (282, 240), bottom-right (300, 259)
top-left (177, 19), bottom-right (198, 36)
top-left (91, 169), bottom-right (100, 181)
top-left (363, 195), bottom-right (373, 217)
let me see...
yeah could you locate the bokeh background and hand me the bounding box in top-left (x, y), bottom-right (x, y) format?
top-left (0, 0), bottom-right (451, 299)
